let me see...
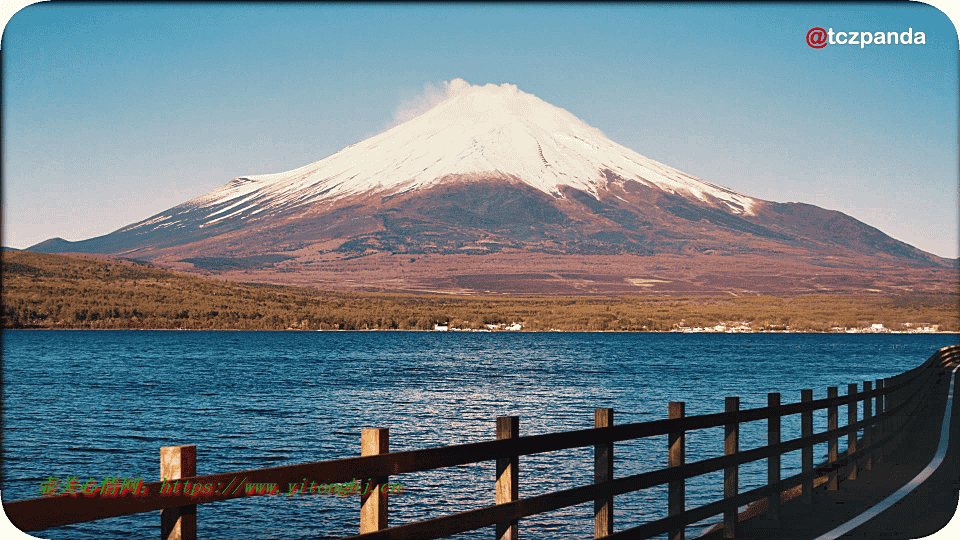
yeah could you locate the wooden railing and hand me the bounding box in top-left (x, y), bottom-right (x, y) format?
top-left (5, 344), bottom-right (959, 540)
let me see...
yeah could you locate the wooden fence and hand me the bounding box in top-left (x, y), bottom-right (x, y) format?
top-left (5, 344), bottom-right (959, 540)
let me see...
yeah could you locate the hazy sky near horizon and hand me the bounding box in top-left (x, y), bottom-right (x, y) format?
top-left (3, 2), bottom-right (958, 258)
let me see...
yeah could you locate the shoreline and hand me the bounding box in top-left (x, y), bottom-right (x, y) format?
top-left (3, 327), bottom-right (957, 334)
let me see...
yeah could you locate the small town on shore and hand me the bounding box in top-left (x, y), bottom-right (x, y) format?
top-left (432, 321), bottom-right (946, 334)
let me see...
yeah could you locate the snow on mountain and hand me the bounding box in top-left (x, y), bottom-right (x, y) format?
top-left (30, 78), bottom-right (954, 294)
top-left (185, 79), bottom-right (758, 227)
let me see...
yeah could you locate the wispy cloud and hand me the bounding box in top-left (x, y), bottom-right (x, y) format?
top-left (391, 78), bottom-right (472, 124)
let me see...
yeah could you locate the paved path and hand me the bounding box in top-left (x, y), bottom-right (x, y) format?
top-left (698, 358), bottom-right (960, 539)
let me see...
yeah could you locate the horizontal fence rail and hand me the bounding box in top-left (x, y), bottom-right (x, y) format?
top-left (5, 345), bottom-right (958, 539)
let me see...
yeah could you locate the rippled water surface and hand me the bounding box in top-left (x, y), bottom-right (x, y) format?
top-left (2, 330), bottom-right (957, 539)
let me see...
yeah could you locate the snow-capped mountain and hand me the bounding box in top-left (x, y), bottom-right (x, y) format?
top-left (29, 80), bottom-right (953, 294)
top-left (182, 79), bottom-right (757, 222)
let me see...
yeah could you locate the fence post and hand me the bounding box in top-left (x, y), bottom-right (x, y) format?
top-left (827, 386), bottom-right (838, 490)
top-left (360, 428), bottom-right (389, 534)
top-left (668, 402), bottom-right (685, 540)
top-left (496, 416), bottom-right (519, 540)
top-left (894, 374), bottom-right (907, 430)
top-left (876, 378), bottom-right (884, 464)
top-left (723, 397), bottom-right (739, 539)
top-left (801, 389), bottom-right (813, 504)
top-left (767, 393), bottom-right (781, 523)
top-left (847, 383), bottom-right (858, 481)
top-left (863, 381), bottom-right (872, 471)
top-left (160, 445), bottom-right (197, 540)
top-left (880, 378), bottom-right (889, 460)
top-left (883, 377), bottom-right (899, 457)
top-left (594, 408), bottom-right (614, 538)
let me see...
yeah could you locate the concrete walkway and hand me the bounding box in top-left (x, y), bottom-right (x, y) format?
top-left (698, 359), bottom-right (960, 540)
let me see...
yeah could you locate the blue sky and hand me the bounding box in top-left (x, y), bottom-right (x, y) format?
top-left (2, 2), bottom-right (958, 258)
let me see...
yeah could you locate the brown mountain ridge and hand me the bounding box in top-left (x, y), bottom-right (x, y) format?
top-left (27, 81), bottom-right (957, 295)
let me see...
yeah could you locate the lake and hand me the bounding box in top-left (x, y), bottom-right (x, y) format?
top-left (2, 330), bottom-right (957, 539)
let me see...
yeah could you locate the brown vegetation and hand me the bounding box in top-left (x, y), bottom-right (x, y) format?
top-left (2, 251), bottom-right (957, 332)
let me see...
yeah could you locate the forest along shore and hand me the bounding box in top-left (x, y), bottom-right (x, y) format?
top-left (2, 251), bottom-right (956, 333)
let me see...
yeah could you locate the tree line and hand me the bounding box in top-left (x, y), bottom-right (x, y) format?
top-left (2, 251), bottom-right (957, 332)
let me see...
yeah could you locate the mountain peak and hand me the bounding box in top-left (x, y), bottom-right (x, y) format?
top-left (191, 79), bottom-right (758, 220)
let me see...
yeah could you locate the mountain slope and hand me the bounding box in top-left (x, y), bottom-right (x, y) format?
top-left (28, 80), bottom-right (954, 294)
top-left (186, 79), bottom-right (759, 213)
